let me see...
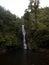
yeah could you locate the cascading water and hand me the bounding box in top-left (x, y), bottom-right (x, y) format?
top-left (22, 25), bottom-right (27, 49)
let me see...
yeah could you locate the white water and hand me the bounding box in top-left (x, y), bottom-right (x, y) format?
top-left (22, 25), bottom-right (27, 49)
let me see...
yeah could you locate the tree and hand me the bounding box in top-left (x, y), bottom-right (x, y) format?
top-left (0, 6), bottom-right (22, 48)
top-left (28, 0), bottom-right (39, 29)
top-left (23, 2), bottom-right (49, 49)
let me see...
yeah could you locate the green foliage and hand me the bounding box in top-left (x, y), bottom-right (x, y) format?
top-left (0, 33), bottom-right (19, 48)
top-left (0, 5), bottom-right (49, 49)
top-left (23, 7), bottom-right (49, 49)
top-left (0, 6), bottom-right (16, 33)
top-left (0, 6), bottom-right (22, 48)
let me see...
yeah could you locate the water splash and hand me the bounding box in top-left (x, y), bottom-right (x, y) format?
top-left (22, 25), bottom-right (27, 49)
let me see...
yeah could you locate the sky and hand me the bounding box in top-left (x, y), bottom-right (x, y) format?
top-left (0, 0), bottom-right (49, 17)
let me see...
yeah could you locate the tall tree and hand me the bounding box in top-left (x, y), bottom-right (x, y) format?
top-left (28, 0), bottom-right (39, 29)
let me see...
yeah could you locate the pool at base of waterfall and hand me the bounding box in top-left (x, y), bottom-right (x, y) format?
top-left (0, 50), bottom-right (49, 65)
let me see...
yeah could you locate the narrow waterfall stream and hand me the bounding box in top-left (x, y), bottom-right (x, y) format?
top-left (22, 25), bottom-right (27, 49)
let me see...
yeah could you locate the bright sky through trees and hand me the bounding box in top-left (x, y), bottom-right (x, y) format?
top-left (0, 0), bottom-right (49, 17)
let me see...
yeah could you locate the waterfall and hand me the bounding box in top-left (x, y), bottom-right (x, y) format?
top-left (22, 25), bottom-right (27, 49)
